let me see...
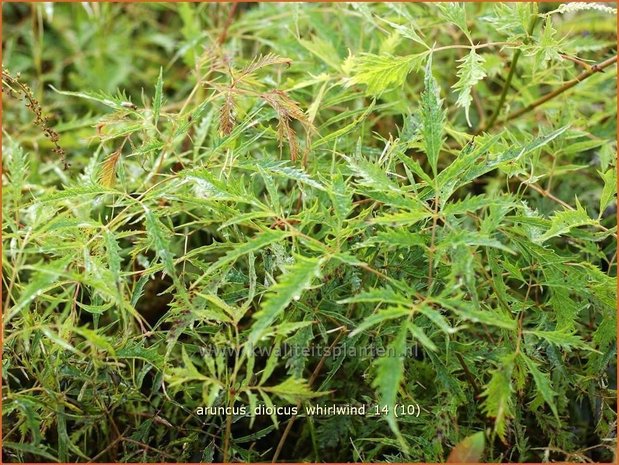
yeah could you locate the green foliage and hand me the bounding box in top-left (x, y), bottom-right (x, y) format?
top-left (537, 200), bottom-right (600, 243)
top-left (481, 355), bottom-right (515, 442)
top-left (372, 322), bottom-right (408, 449)
top-left (420, 53), bottom-right (445, 176)
top-left (2, 2), bottom-right (616, 463)
top-left (452, 50), bottom-right (486, 126)
top-left (249, 255), bottom-right (323, 344)
top-left (348, 53), bottom-right (423, 96)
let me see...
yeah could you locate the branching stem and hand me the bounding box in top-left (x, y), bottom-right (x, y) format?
top-left (271, 329), bottom-right (345, 462)
top-left (481, 17), bottom-right (539, 132)
top-left (499, 55), bottom-right (618, 126)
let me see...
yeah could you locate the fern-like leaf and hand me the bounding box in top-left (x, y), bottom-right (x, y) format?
top-left (219, 91), bottom-right (235, 136)
top-left (153, 66), bottom-right (163, 126)
top-left (371, 322), bottom-right (409, 451)
top-left (99, 150), bottom-right (121, 187)
top-left (438, 3), bottom-right (471, 41)
top-left (481, 356), bottom-right (514, 442)
top-left (420, 53), bottom-right (445, 175)
top-left (536, 200), bottom-right (597, 243)
top-left (520, 353), bottom-right (559, 419)
top-left (261, 90), bottom-right (313, 161)
top-left (452, 50), bottom-right (486, 126)
top-left (261, 377), bottom-right (326, 404)
top-left (348, 53), bottom-right (423, 96)
top-left (249, 255), bottom-right (323, 344)
top-left (236, 53), bottom-right (292, 81)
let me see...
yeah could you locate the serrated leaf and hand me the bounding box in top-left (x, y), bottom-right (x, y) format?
top-left (537, 16), bottom-right (561, 63)
top-left (103, 229), bottom-right (122, 281)
top-left (258, 391), bottom-right (279, 429)
top-left (314, 100), bottom-right (376, 147)
top-left (452, 50), bottom-right (486, 126)
top-left (481, 356), bottom-right (514, 442)
top-left (339, 287), bottom-right (410, 306)
top-left (438, 3), bottom-right (471, 40)
top-left (166, 346), bottom-right (216, 387)
top-left (485, 3), bottom-right (536, 38)
top-left (259, 341), bottom-right (281, 386)
top-left (407, 322), bottom-right (437, 352)
top-left (420, 53), bottom-right (445, 175)
top-left (249, 256), bottom-right (323, 344)
top-left (204, 229), bottom-right (288, 276)
top-left (72, 326), bottom-right (116, 355)
top-left (49, 86), bottom-right (136, 112)
top-left (234, 425), bottom-right (277, 444)
top-left (153, 66), bottom-right (163, 126)
top-left (379, 18), bottom-right (427, 47)
top-left (598, 168), bottom-right (616, 217)
top-left (5, 139), bottom-right (29, 197)
top-left (251, 160), bottom-right (325, 191)
top-left (536, 201), bottom-right (597, 243)
top-left (347, 155), bottom-right (401, 193)
top-left (76, 301), bottom-right (113, 315)
top-left (361, 230), bottom-right (427, 249)
top-left (349, 306), bottom-right (409, 337)
top-left (438, 127), bottom-right (568, 202)
top-left (527, 329), bottom-right (597, 352)
top-left (41, 327), bottom-right (82, 355)
top-left (6, 257), bottom-right (71, 325)
top-left (348, 53), bottom-right (423, 96)
top-left (329, 173), bottom-right (353, 222)
top-left (182, 346), bottom-right (205, 379)
top-left (245, 391), bottom-right (258, 429)
top-left (370, 210), bottom-right (433, 226)
top-left (418, 304), bottom-right (458, 334)
top-left (442, 194), bottom-right (518, 216)
top-left (520, 353), bottom-right (559, 419)
top-left (434, 298), bottom-right (516, 330)
top-left (262, 377), bottom-right (326, 404)
top-left (116, 340), bottom-right (164, 365)
top-left (371, 322), bottom-right (408, 449)
top-left (144, 210), bottom-right (176, 277)
top-left (3, 442), bottom-right (58, 462)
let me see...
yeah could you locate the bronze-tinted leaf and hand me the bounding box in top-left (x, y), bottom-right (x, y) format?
top-left (261, 90), bottom-right (314, 162)
top-left (447, 431), bottom-right (485, 463)
top-left (237, 53), bottom-right (292, 81)
top-left (219, 92), bottom-right (235, 135)
top-left (100, 150), bottom-right (121, 187)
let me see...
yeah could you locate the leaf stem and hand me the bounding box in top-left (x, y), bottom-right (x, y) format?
top-left (222, 324), bottom-right (241, 462)
top-left (499, 55), bottom-right (618, 126)
top-left (481, 18), bottom-right (539, 133)
top-left (217, 3), bottom-right (238, 46)
top-left (271, 329), bottom-right (345, 462)
top-left (431, 41), bottom-right (518, 54)
top-left (427, 191), bottom-right (440, 291)
top-left (455, 352), bottom-right (481, 397)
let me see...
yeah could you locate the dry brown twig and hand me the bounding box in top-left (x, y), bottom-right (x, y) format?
top-left (2, 67), bottom-right (68, 169)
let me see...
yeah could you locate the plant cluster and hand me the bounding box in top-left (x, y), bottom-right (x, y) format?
top-left (2, 2), bottom-right (617, 463)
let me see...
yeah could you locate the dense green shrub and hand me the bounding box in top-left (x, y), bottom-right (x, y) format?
top-left (2, 2), bottom-right (617, 462)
